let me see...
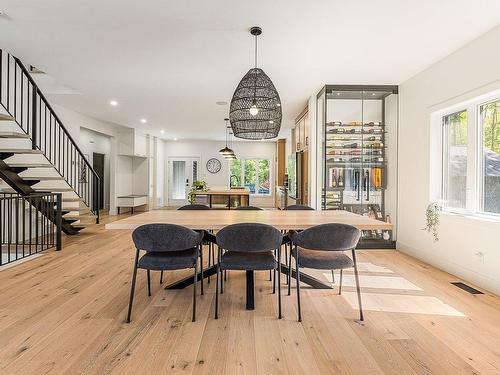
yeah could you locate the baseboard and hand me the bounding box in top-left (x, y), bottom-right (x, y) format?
top-left (397, 241), bottom-right (499, 296)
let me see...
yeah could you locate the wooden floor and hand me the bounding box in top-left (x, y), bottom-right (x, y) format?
top-left (1, 214), bottom-right (500, 374)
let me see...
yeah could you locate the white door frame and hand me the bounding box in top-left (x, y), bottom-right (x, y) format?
top-left (167, 156), bottom-right (200, 206)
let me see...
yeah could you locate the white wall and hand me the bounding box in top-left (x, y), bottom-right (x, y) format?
top-left (79, 127), bottom-right (112, 210)
top-left (398, 25), bottom-right (500, 295)
top-left (163, 140), bottom-right (276, 207)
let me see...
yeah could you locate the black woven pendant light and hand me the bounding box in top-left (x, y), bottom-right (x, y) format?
top-left (229, 26), bottom-right (282, 140)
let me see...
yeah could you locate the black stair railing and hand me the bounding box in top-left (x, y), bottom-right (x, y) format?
top-left (0, 192), bottom-right (62, 266)
top-left (0, 49), bottom-right (99, 223)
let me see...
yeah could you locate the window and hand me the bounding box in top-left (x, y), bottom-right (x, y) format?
top-left (442, 110), bottom-right (468, 210)
top-left (480, 99), bottom-right (500, 214)
top-left (229, 158), bottom-right (271, 195)
top-left (439, 94), bottom-right (500, 217)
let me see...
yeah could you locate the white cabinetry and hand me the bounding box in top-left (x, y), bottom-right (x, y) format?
top-left (118, 129), bottom-right (148, 157)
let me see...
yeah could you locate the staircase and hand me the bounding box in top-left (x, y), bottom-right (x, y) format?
top-left (0, 49), bottom-right (100, 235)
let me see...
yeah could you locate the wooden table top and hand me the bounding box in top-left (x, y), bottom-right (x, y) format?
top-left (105, 209), bottom-right (392, 231)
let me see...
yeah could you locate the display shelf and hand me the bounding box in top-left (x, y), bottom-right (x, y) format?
top-left (317, 84), bottom-right (398, 248)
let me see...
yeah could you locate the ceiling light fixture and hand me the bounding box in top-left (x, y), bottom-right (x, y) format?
top-left (160, 130), bottom-right (165, 134)
top-left (216, 101), bottom-right (228, 106)
top-left (219, 118), bottom-right (235, 157)
top-left (173, 137), bottom-right (178, 141)
top-left (110, 100), bottom-right (118, 106)
top-left (229, 26), bottom-right (282, 140)
top-left (140, 118), bottom-right (147, 123)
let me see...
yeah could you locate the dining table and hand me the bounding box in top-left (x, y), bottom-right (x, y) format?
top-left (106, 209), bottom-right (393, 310)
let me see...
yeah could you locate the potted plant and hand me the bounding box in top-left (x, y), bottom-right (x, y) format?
top-left (188, 180), bottom-right (208, 204)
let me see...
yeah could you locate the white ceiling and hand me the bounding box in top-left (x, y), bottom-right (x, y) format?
top-left (1, 0), bottom-right (500, 140)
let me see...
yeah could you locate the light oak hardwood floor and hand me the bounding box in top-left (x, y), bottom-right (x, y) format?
top-left (0, 213), bottom-right (499, 374)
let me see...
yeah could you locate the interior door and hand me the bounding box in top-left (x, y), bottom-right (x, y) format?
top-left (168, 157), bottom-right (200, 206)
top-left (92, 152), bottom-right (105, 210)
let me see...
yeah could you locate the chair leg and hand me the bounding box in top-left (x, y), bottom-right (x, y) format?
top-left (220, 267), bottom-right (224, 294)
top-left (215, 261), bottom-right (220, 319)
top-left (331, 270), bottom-right (335, 284)
top-left (224, 269), bottom-right (227, 281)
top-left (192, 256), bottom-right (198, 322)
top-left (273, 267), bottom-right (276, 294)
top-left (207, 244), bottom-right (211, 284)
top-left (339, 269), bottom-right (343, 295)
top-left (126, 249), bottom-right (140, 323)
top-left (277, 248), bottom-right (282, 319)
top-left (160, 270), bottom-right (164, 284)
top-left (295, 246), bottom-right (302, 322)
top-left (200, 246), bottom-right (204, 296)
top-left (288, 246), bottom-right (293, 296)
top-left (352, 249), bottom-right (364, 321)
top-left (269, 270), bottom-right (272, 281)
top-left (147, 269), bottom-right (151, 297)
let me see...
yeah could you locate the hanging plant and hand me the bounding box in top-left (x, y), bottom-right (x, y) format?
top-left (424, 202), bottom-right (441, 242)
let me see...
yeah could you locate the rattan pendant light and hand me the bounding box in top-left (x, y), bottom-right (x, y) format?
top-left (229, 26), bottom-right (282, 140)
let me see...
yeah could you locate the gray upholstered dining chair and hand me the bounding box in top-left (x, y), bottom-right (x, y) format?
top-left (176, 203), bottom-right (214, 284)
top-left (126, 223), bottom-right (204, 323)
top-left (282, 204), bottom-right (314, 282)
top-left (215, 223), bottom-right (284, 319)
top-left (288, 223), bottom-right (363, 322)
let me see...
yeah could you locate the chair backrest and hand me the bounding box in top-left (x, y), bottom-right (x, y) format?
top-left (178, 204), bottom-right (211, 210)
top-left (132, 223), bottom-right (203, 252)
top-left (283, 204), bottom-right (314, 210)
top-left (234, 205), bottom-right (263, 210)
top-left (216, 223), bottom-right (283, 252)
top-left (289, 223), bottom-right (360, 251)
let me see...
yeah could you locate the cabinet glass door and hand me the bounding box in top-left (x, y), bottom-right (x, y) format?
top-left (168, 157), bottom-right (200, 206)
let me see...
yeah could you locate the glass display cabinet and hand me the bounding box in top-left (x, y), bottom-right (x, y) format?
top-left (317, 85), bottom-right (399, 248)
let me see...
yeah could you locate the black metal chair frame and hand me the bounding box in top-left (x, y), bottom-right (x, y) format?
top-left (126, 224), bottom-right (204, 323)
top-left (288, 225), bottom-right (364, 322)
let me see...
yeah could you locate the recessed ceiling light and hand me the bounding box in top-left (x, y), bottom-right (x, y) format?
top-left (372, 93), bottom-right (376, 96)
top-left (173, 137), bottom-right (178, 141)
top-left (110, 100), bottom-right (118, 106)
top-left (140, 118), bottom-right (147, 124)
top-left (160, 130), bottom-right (165, 134)
top-left (336, 92), bottom-right (340, 96)
top-left (216, 101), bottom-right (228, 106)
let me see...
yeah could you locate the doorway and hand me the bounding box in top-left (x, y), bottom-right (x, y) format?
top-left (93, 152), bottom-right (105, 210)
top-left (168, 157), bottom-right (200, 206)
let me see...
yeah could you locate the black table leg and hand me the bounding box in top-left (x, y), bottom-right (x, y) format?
top-left (246, 270), bottom-right (255, 310)
top-left (165, 263), bottom-right (332, 291)
top-left (209, 195), bottom-right (212, 208)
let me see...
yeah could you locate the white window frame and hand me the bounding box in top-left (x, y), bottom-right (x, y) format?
top-left (228, 158), bottom-right (272, 197)
top-left (435, 90), bottom-right (500, 219)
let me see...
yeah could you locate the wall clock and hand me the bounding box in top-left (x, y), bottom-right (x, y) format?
top-left (206, 158), bottom-right (222, 174)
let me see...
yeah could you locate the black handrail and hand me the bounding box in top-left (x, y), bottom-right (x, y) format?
top-left (0, 49), bottom-right (100, 223)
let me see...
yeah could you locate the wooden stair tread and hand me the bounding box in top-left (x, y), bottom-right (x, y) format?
top-left (5, 163), bottom-right (53, 168)
top-left (0, 132), bottom-right (30, 139)
top-left (0, 114), bottom-right (15, 121)
top-left (21, 176), bottom-right (65, 181)
top-left (0, 149), bottom-right (43, 154)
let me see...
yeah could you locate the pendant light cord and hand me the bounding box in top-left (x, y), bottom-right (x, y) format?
top-left (254, 34), bottom-right (258, 68)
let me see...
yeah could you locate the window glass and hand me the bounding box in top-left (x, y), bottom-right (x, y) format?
top-left (480, 100), bottom-right (500, 214)
top-left (229, 160), bottom-right (242, 186)
top-left (244, 159), bottom-right (257, 194)
top-left (229, 158), bottom-right (271, 195)
top-left (258, 159), bottom-right (270, 194)
top-left (442, 110), bottom-right (468, 209)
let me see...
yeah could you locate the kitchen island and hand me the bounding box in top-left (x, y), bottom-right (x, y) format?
top-left (192, 186), bottom-right (250, 209)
